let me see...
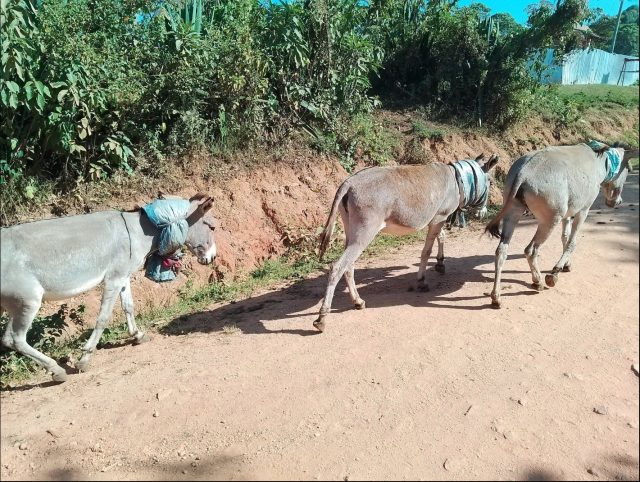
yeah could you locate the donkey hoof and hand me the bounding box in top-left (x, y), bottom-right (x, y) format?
top-left (562, 265), bottom-right (571, 273)
top-left (531, 282), bottom-right (545, 292)
top-left (491, 296), bottom-right (502, 308)
top-left (51, 370), bottom-right (68, 383)
top-left (134, 333), bottom-right (150, 345)
top-left (545, 273), bottom-right (558, 288)
top-left (76, 357), bottom-right (92, 373)
top-left (435, 263), bottom-right (446, 274)
top-left (354, 300), bottom-right (366, 310)
top-left (313, 318), bottom-right (325, 333)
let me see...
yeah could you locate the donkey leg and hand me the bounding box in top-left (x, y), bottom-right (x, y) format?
top-left (341, 212), bottom-right (365, 310)
top-left (490, 209), bottom-right (523, 308)
top-left (2, 299), bottom-right (67, 382)
top-left (525, 218), bottom-right (558, 290)
top-left (560, 217), bottom-right (573, 272)
top-left (76, 281), bottom-right (123, 372)
top-left (416, 222), bottom-right (445, 291)
top-left (120, 278), bottom-right (149, 345)
top-left (315, 226), bottom-right (378, 332)
top-left (547, 210), bottom-right (588, 287)
top-left (435, 228), bottom-right (446, 274)
top-left (344, 265), bottom-right (365, 310)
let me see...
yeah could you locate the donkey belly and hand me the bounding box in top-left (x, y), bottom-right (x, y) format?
top-left (1, 211), bottom-right (135, 303)
top-left (41, 272), bottom-right (106, 301)
top-left (380, 203), bottom-right (440, 235)
top-left (380, 221), bottom-right (421, 236)
top-left (524, 185), bottom-right (599, 220)
top-left (0, 262), bottom-right (106, 303)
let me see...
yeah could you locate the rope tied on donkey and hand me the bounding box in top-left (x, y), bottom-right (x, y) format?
top-left (447, 159), bottom-right (490, 228)
top-left (588, 140), bottom-right (622, 182)
top-left (142, 199), bottom-right (191, 282)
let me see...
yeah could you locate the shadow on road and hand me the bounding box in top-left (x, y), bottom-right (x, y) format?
top-left (161, 251), bottom-right (533, 338)
top-left (162, 173), bottom-right (639, 339)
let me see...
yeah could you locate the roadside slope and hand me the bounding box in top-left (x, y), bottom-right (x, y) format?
top-left (25, 103), bottom-right (640, 320)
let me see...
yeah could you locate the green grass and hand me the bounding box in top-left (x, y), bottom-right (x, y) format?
top-left (350, 114), bottom-right (401, 166)
top-left (485, 204), bottom-right (502, 220)
top-left (621, 119), bottom-right (640, 150)
top-left (411, 120), bottom-right (445, 141)
top-left (533, 84), bottom-right (639, 143)
top-left (304, 114), bottom-right (401, 172)
top-left (555, 84), bottom-right (639, 109)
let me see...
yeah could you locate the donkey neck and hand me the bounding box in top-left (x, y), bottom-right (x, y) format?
top-left (587, 144), bottom-right (621, 184)
top-left (600, 148), bottom-right (623, 183)
top-left (450, 161), bottom-right (488, 209)
top-left (447, 164), bottom-right (465, 208)
top-left (120, 211), bottom-right (162, 262)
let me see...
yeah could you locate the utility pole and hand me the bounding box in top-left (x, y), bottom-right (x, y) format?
top-left (610, 0), bottom-right (624, 54)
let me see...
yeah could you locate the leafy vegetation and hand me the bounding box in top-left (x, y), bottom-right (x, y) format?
top-left (533, 84), bottom-right (640, 136)
top-left (0, 304), bottom-right (86, 385)
top-left (1, 0), bottom-right (383, 221)
top-left (411, 120), bottom-right (445, 142)
top-left (1, 0), bottom-right (594, 224)
top-left (373, 0), bottom-right (587, 127)
top-left (589, 5), bottom-right (638, 56)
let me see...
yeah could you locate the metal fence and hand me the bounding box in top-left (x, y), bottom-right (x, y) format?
top-left (535, 48), bottom-right (639, 86)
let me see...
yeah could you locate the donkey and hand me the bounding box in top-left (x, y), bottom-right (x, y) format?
top-left (486, 142), bottom-right (639, 308)
top-left (0, 194), bottom-right (217, 382)
top-left (314, 154), bottom-right (499, 332)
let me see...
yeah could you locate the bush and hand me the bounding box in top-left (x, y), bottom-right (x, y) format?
top-left (1, 0), bottom-right (385, 224)
top-left (0, 304), bottom-right (85, 385)
top-left (1, 0), bottom-right (590, 225)
top-left (372, 0), bottom-right (587, 127)
top-left (1, 0), bottom-right (137, 188)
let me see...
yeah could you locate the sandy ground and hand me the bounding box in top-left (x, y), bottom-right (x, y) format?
top-left (1, 174), bottom-right (638, 481)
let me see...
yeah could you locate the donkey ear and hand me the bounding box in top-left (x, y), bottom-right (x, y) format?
top-left (199, 197), bottom-right (214, 213)
top-left (186, 196), bottom-right (214, 226)
top-left (475, 153), bottom-right (485, 162)
top-left (482, 154), bottom-right (499, 173)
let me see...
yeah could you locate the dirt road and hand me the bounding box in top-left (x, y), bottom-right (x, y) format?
top-left (1, 174), bottom-right (638, 481)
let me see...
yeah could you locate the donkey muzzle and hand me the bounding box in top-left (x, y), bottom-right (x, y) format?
top-left (197, 243), bottom-right (217, 265)
top-left (605, 197), bottom-right (622, 208)
top-left (197, 255), bottom-right (215, 265)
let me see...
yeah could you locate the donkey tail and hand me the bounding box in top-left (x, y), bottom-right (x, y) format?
top-left (318, 181), bottom-right (350, 261)
top-left (485, 173), bottom-right (525, 239)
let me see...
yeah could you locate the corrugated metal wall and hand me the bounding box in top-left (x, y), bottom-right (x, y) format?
top-left (538, 48), bottom-right (639, 86)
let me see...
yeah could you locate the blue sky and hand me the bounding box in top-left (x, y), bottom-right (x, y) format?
top-left (458, 0), bottom-right (639, 24)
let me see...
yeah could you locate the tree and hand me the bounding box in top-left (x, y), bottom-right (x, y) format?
top-left (589, 5), bottom-right (639, 56)
top-left (492, 12), bottom-right (523, 38)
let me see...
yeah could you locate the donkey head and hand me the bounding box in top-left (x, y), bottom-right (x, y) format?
top-left (184, 193), bottom-right (217, 265)
top-left (602, 143), bottom-right (639, 208)
top-left (468, 153), bottom-right (499, 218)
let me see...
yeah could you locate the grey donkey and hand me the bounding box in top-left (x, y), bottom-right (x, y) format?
top-left (0, 194), bottom-right (217, 382)
top-left (314, 154), bottom-right (500, 332)
top-left (486, 142), bottom-right (639, 308)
